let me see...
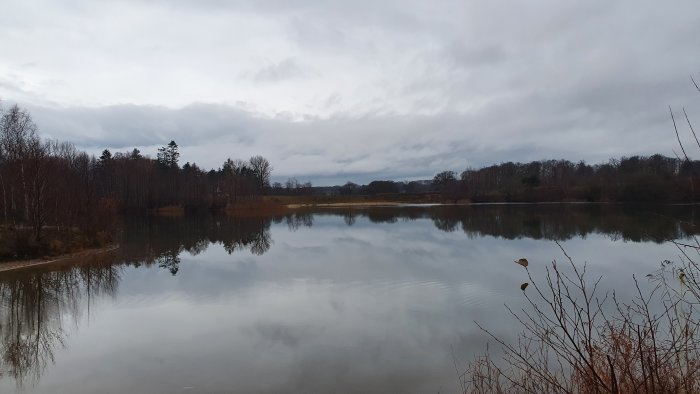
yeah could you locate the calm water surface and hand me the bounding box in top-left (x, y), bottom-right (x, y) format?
top-left (0, 204), bottom-right (698, 393)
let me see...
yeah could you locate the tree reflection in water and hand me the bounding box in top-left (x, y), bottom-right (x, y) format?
top-left (0, 205), bottom-right (698, 386)
top-left (318, 204), bottom-right (700, 243)
top-left (0, 258), bottom-right (120, 385)
top-left (0, 214), bottom-right (289, 385)
top-left (122, 205), bottom-right (700, 281)
top-left (123, 214), bottom-right (280, 275)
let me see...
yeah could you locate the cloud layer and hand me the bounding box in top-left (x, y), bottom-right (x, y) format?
top-left (1, 0), bottom-right (699, 184)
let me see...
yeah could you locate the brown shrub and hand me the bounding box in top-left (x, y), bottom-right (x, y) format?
top-left (465, 241), bottom-right (700, 394)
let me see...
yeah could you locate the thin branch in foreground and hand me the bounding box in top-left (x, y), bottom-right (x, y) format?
top-left (692, 75), bottom-right (700, 95)
top-left (672, 106), bottom-right (690, 161)
top-left (684, 108), bottom-right (700, 151)
top-left (465, 244), bottom-right (700, 394)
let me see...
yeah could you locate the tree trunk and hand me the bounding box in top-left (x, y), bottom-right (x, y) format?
top-left (20, 161), bottom-right (29, 222)
top-left (10, 184), bottom-right (15, 226)
top-left (0, 171), bottom-right (6, 223)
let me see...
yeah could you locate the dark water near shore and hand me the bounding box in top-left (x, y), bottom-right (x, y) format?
top-left (0, 204), bottom-right (698, 393)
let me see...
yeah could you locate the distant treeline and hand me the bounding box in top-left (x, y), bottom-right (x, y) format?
top-left (325, 156), bottom-right (700, 203)
top-left (2, 99), bottom-right (699, 258)
top-left (317, 204), bottom-right (698, 243)
top-left (451, 156), bottom-right (700, 202)
top-left (0, 102), bottom-right (272, 258)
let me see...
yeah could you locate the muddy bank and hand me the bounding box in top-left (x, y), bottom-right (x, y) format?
top-left (0, 245), bottom-right (119, 273)
top-left (287, 201), bottom-right (404, 208)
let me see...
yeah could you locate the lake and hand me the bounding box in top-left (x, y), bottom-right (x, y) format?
top-left (0, 204), bottom-right (697, 393)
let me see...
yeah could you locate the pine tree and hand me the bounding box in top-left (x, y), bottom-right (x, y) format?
top-left (99, 149), bottom-right (112, 165)
top-left (157, 140), bottom-right (180, 169)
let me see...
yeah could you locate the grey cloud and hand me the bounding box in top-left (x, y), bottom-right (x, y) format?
top-left (251, 59), bottom-right (311, 83)
top-left (28, 103), bottom-right (261, 149)
top-left (0, 74), bottom-right (44, 103)
top-left (21, 91), bottom-right (691, 186)
top-left (323, 93), bottom-right (342, 109)
top-left (446, 43), bottom-right (507, 68)
top-left (1, 0), bottom-right (699, 185)
top-left (0, 79), bottom-right (23, 95)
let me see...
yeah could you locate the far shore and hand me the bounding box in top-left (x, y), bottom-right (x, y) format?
top-left (267, 193), bottom-right (462, 208)
top-left (286, 201), bottom-right (400, 208)
top-left (285, 201), bottom-right (463, 208)
top-left (150, 195), bottom-right (700, 214)
top-left (0, 245), bottom-right (120, 273)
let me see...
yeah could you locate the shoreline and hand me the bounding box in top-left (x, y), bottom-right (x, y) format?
top-left (287, 201), bottom-right (406, 208)
top-left (0, 245), bottom-right (120, 273)
top-left (148, 198), bottom-right (700, 215)
top-left (283, 200), bottom-right (700, 208)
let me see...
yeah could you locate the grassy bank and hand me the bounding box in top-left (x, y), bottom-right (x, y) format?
top-left (265, 193), bottom-right (467, 207)
top-left (150, 205), bottom-right (187, 216)
top-left (0, 226), bottom-right (113, 263)
top-left (224, 200), bottom-right (292, 216)
top-left (216, 194), bottom-right (464, 216)
top-left (0, 244), bottom-right (119, 272)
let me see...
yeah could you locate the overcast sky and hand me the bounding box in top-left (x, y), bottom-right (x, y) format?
top-left (1, 1), bottom-right (699, 185)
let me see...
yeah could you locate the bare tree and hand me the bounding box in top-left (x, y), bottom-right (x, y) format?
top-left (25, 139), bottom-right (53, 240)
top-left (0, 104), bottom-right (39, 222)
top-left (249, 155), bottom-right (272, 192)
top-left (0, 102), bottom-right (6, 222)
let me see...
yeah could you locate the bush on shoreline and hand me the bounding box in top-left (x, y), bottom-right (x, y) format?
top-left (0, 226), bottom-right (112, 262)
top-left (465, 242), bottom-right (700, 393)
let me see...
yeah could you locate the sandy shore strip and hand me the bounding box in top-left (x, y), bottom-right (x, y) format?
top-left (286, 202), bottom-right (405, 208)
top-left (0, 245), bottom-right (120, 273)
